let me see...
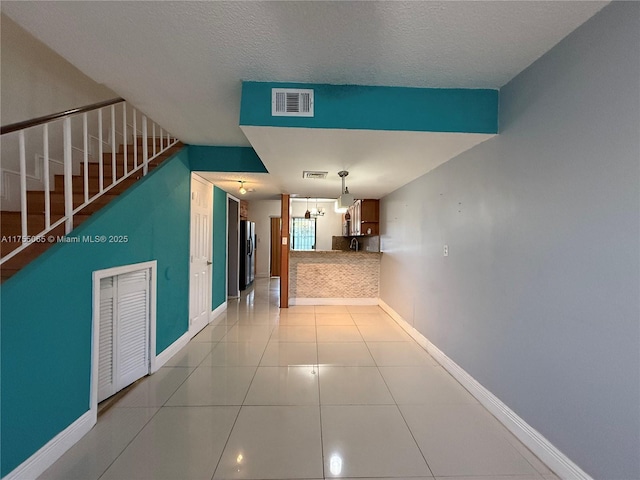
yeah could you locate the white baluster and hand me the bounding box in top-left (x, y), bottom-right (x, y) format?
top-left (152, 123), bottom-right (156, 157)
top-left (142, 116), bottom-right (149, 176)
top-left (83, 113), bottom-right (89, 204)
top-left (19, 130), bottom-right (28, 240)
top-left (111, 105), bottom-right (116, 184)
top-left (123, 103), bottom-right (128, 177)
top-left (133, 108), bottom-right (138, 169)
top-left (63, 117), bottom-right (73, 234)
top-left (43, 125), bottom-right (51, 230)
top-left (98, 109), bottom-right (104, 192)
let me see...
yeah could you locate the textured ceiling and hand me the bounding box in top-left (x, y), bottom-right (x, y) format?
top-left (2, 1), bottom-right (608, 199)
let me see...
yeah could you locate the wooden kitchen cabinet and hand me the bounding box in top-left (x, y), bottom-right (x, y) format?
top-left (348, 199), bottom-right (379, 236)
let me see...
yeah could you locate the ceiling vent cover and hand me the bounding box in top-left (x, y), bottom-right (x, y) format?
top-left (303, 170), bottom-right (328, 179)
top-left (272, 88), bottom-right (314, 117)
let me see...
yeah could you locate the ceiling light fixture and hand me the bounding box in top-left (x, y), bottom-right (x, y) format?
top-left (304, 197), bottom-right (311, 219)
top-left (310, 198), bottom-right (325, 217)
top-left (337, 171), bottom-right (354, 210)
top-left (238, 181), bottom-right (247, 195)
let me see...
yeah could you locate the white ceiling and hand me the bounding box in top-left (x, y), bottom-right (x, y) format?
top-left (2, 1), bottom-right (608, 200)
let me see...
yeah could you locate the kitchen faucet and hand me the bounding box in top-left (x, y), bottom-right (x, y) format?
top-left (350, 237), bottom-right (359, 251)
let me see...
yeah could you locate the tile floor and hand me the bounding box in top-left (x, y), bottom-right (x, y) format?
top-left (39, 278), bottom-right (557, 480)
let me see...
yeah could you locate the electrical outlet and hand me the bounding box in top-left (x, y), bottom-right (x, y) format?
top-left (443, 245), bottom-right (449, 257)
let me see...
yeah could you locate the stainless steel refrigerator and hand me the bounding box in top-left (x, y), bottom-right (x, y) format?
top-left (239, 220), bottom-right (255, 290)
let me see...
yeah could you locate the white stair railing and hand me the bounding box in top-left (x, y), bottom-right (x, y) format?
top-left (0, 98), bottom-right (180, 265)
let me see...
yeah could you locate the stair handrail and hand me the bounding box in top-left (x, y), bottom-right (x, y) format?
top-left (1, 97), bottom-right (124, 135)
top-left (1, 98), bottom-right (180, 267)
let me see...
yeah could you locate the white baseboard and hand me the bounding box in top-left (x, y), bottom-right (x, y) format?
top-left (378, 299), bottom-right (594, 480)
top-left (210, 301), bottom-right (227, 324)
top-left (151, 330), bottom-right (190, 373)
top-left (4, 410), bottom-right (95, 480)
top-left (290, 297), bottom-right (378, 306)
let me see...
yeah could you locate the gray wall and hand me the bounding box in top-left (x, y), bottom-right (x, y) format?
top-left (379, 3), bottom-right (639, 479)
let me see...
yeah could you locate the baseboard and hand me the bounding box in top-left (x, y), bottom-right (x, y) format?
top-left (151, 330), bottom-right (190, 373)
top-left (290, 297), bottom-right (378, 306)
top-left (210, 301), bottom-right (227, 324)
top-left (3, 410), bottom-right (95, 480)
top-left (378, 299), bottom-right (594, 480)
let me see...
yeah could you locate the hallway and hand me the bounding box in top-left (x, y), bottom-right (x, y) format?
top-left (39, 278), bottom-right (556, 480)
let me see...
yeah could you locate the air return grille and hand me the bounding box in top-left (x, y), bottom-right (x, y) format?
top-left (302, 171), bottom-right (328, 179)
top-left (272, 88), bottom-right (314, 117)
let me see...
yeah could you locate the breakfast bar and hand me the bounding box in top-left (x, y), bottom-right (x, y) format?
top-left (289, 250), bottom-right (381, 305)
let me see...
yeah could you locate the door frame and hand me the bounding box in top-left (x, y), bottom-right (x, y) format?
top-left (189, 174), bottom-right (213, 337)
top-left (91, 260), bottom-right (157, 417)
top-left (227, 194), bottom-right (240, 298)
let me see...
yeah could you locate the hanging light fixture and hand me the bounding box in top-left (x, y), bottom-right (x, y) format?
top-left (311, 198), bottom-right (325, 217)
top-left (304, 197), bottom-right (311, 219)
top-left (238, 181), bottom-right (247, 195)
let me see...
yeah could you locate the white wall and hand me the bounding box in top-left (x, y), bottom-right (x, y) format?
top-left (379, 4), bottom-right (639, 479)
top-left (247, 199), bottom-right (281, 277)
top-left (290, 200), bottom-right (343, 251)
top-left (1, 13), bottom-right (117, 127)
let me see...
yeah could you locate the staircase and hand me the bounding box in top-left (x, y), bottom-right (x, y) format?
top-left (1, 101), bottom-right (182, 282)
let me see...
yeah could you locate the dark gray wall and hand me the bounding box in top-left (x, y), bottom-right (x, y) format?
top-left (379, 3), bottom-right (639, 478)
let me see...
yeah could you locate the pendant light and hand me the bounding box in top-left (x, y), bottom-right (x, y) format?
top-left (304, 197), bottom-right (311, 219)
top-left (238, 181), bottom-right (247, 195)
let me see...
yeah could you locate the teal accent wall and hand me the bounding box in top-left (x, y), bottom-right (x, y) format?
top-left (240, 81), bottom-right (499, 134)
top-left (212, 187), bottom-right (228, 309)
top-left (0, 148), bottom-right (191, 476)
top-left (189, 145), bottom-right (268, 173)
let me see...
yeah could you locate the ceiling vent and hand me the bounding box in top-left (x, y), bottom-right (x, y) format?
top-left (302, 170), bottom-right (328, 180)
top-left (272, 88), bottom-right (314, 117)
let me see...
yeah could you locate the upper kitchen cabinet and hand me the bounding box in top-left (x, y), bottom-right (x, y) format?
top-left (348, 199), bottom-right (379, 236)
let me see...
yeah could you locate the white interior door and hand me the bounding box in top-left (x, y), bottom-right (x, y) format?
top-left (98, 269), bottom-right (150, 403)
top-left (189, 174), bottom-right (212, 336)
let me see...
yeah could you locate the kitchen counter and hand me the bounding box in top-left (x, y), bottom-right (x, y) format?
top-left (289, 250), bottom-right (381, 304)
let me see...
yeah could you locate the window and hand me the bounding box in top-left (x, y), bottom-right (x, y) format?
top-left (291, 217), bottom-right (316, 251)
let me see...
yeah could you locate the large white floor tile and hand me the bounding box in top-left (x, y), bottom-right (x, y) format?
top-left (346, 305), bottom-right (384, 313)
top-left (350, 312), bottom-right (395, 326)
top-left (283, 305), bottom-right (315, 314)
top-left (191, 320), bottom-right (236, 342)
top-left (214, 406), bottom-right (323, 479)
top-left (201, 342), bottom-right (267, 366)
top-left (317, 342), bottom-right (376, 366)
top-left (314, 305), bottom-right (349, 313)
top-left (435, 476), bottom-right (543, 480)
top-left (358, 324), bottom-right (413, 342)
top-left (321, 405), bottom-right (431, 478)
top-left (319, 366), bottom-right (394, 405)
top-left (316, 325), bottom-right (364, 342)
top-left (379, 366), bottom-right (478, 405)
top-left (163, 341), bottom-right (216, 367)
top-left (274, 313), bottom-right (316, 325)
top-left (38, 407), bottom-right (158, 480)
top-left (367, 341), bottom-right (438, 366)
top-left (100, 406), bottom-right (239, 480)
top-left (244, 366), bottom-right (319, 405)
top-left (165, 366), bottom-right (256, 406)
top-left (270, 325), bottom-right (317, 342)
top-left (220, 325), bottom-right (273, 343)
top-left (260, 342), bottom-right (318, 366)
top-left (400, 404), bottom-right (539, 477)
top-left (116, 367), bottom-right (194, 407)
top-left (315, 313), bottom-right (355, 325)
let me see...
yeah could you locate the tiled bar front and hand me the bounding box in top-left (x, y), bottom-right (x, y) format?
top-left (289, 251), bottom-right (381, 303)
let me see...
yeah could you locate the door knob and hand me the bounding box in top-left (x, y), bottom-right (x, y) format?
top-left (207, 261), bottom-right (213, 266)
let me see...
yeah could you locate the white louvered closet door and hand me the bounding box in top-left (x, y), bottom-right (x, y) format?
top-left (98, 269), bottom-right (150, 403)
top-left (98, 277), bottom-right (116, 402)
